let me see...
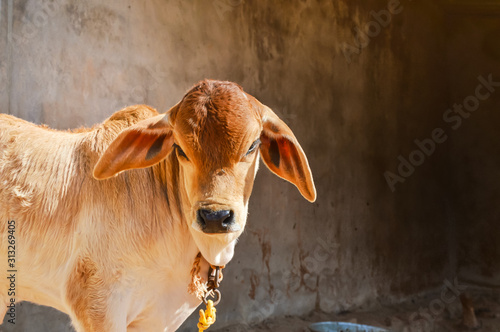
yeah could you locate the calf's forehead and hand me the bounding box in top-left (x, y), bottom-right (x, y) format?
top-left (173, 82), bottom-right (262, 161)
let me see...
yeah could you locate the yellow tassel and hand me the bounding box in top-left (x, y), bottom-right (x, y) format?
top-left (198, 299), bottom-right (217, 332)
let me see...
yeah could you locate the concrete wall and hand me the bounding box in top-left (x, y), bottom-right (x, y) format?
top-left (444, 3), bottom-right (500, 288)
top-left (0, 0), bottom-right (497, 331)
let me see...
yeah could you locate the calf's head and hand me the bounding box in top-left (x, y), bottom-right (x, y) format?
top-left (94, 80), bottom-right (316, 266)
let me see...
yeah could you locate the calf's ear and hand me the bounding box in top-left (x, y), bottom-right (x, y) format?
top-left (93, 114), bottom-right (174, 180)
top-left (258, 103), bottom-right (317, 202)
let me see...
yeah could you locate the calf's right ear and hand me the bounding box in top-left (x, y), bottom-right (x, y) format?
top-left (93, 114), bottom-right (174, 180)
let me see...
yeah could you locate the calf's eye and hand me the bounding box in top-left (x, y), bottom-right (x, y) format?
top-left (246, 139), bottom-right (261, 156)
top-left (173, 144), bottom-right (188, 160)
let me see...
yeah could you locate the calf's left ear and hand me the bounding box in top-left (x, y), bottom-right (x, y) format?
top-left (93, 114), bottom-right (174, 180)
top-left (258, 104), bottom-right (317, 202)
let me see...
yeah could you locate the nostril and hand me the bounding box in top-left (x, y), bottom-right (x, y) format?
top-left (197, 209), bottom-right (208, 227)
top-left (221, 210), bottom-right (234, 227)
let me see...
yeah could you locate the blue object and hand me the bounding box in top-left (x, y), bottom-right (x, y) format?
top-left (309, 321), bottom-right (391, 332)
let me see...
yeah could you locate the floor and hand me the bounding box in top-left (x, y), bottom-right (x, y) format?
top-left (213, 287), bottom-right (500, 332)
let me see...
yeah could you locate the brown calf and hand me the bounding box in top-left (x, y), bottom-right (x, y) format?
top-left (0, 80), bottom-right (315, 331)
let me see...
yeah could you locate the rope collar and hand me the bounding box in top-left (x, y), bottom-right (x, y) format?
top-left (189, 252), bottom-right (225, 331)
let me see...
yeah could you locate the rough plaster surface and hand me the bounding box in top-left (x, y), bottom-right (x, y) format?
top-left (0, 0), bottom-right (498, 331)
top-left (445, 13), bottom-right (500, 287)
